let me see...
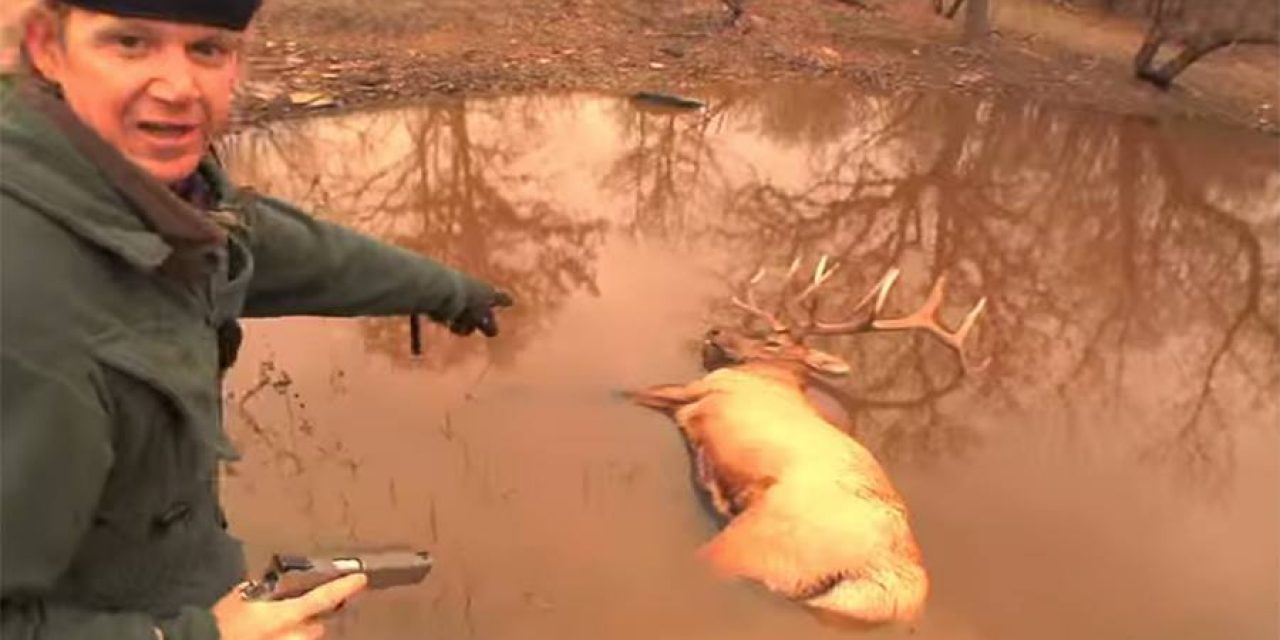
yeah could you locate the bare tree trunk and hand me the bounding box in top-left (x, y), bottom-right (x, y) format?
top-left (722, 0), bottom-right (744, 24)
top-left (1141, 36), bottom-right (1233, 88)
top-left (965, 0), bottom-right (991, 41)
top-left (939, 0), bottom-right (965, 19)
top-left (1132, 0), bottom-right (1277, 89)
top-left (1133, 21), bottom-right (1166, 83)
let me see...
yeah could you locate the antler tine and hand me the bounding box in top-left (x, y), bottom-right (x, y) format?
top-left (790, 255), bottom-right (842, 337)
top-left (810, 270), bottom-right (989, 372)
top-left (954, 297), bottom-right (991, 371)
top-left (794, 254), bottom-right (840, 306)
top-left (783, 256), bottom-right (803, 280)
top-left (859, 267), bottom-right (900, 316)
top-left (809, 267), bottom-right (901, 334)
top-left (867, 275), bottom-right (991, 372)
top-left (771, 255), bottom-right (805, 315)
top-left (730, 267), bottom-right (788, 334)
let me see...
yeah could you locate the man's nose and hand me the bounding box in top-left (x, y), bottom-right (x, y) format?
top-left (146, 50), bottom-right (199, 103)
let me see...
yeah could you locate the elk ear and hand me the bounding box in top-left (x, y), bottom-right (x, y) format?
top-left (801, 349), bottom-right (850, 377)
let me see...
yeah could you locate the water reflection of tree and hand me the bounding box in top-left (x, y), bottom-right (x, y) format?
top-left (601, 97), bottom-right (738, 241)
top-left (610, 85), bottom-right (1279, 489)
top-left (222, 98), bottom-right (608, 371)
top-left (602, 88), bottom-right (901, 242)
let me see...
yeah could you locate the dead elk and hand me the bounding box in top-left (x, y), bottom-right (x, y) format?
top-left (626, 259), bottom-right (988, 625)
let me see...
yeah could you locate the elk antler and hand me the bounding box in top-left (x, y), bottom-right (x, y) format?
top-left (732, 255), bottom-right (867, 337)
top-left (793, 254), bottom-right (841, 309)
top-left (730, 267), bottom-right (788, 334)
top-left (810, 270), bottom-right (990, 372)
top-left (731, 256), bottom-right (832, 335)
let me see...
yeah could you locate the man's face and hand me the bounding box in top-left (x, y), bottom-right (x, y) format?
top-left (24, 8), bottom-right (242, 184)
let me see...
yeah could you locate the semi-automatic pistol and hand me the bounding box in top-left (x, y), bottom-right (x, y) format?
top-left (241, 549), bottom-right (433, 601)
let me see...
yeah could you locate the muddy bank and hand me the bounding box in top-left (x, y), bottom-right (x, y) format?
top-left (237, 0), bottom-right (1279, 133)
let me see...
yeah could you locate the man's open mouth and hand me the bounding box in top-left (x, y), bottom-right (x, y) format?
top-left (137, 121), bottom-right (199, 139)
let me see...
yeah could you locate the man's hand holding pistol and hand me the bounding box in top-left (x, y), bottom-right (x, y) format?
top-left (199, 549), bottom-right (432, 640)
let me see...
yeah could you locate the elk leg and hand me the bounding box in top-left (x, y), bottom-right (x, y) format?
top-left (698, 505), bottom-right (773, 578)
top-left (697, 503), bottom-right (821, 597)
top-left (621, 382), bottom-right (708, 412)
top-left (699, 482), bottom-right (863, 602)
top-left (693, 445), bottom-right (736, 518)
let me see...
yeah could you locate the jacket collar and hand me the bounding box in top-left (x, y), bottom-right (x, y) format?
top-left (0, 77), bottom-right (231, 278)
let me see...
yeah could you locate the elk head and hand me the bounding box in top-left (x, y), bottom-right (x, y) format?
top-left (704, 256), bottom-right (989, 377)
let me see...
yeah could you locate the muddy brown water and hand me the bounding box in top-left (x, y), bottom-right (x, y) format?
top-left (218, 84), bottom-right (1279, 640)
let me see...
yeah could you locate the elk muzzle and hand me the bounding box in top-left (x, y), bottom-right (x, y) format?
top-left (701, 328), bottom-right (737, 371)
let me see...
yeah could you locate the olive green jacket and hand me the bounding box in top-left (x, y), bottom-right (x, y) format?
top-left (0, 80), bottom-right (490, 639)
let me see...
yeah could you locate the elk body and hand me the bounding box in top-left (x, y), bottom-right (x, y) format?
top-left (627, 260), bottom-right (987, 625)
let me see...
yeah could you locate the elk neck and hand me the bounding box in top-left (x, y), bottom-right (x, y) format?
top-left (729, 359), bottom-right (810, 390)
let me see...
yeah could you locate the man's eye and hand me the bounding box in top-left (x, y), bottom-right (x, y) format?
top-left (115, 34), bottom-right (145, 50)
top-left (192, 42), bottom-right (224, 57)
top-left (191, 40), bottom-right (233, 62)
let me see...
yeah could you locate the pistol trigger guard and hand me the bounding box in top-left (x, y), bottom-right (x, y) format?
top-left (239, 580), bottom-right (270, 601)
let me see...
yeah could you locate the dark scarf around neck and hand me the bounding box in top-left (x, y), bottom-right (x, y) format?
top-left (16, 79), bottom-right (228, 282)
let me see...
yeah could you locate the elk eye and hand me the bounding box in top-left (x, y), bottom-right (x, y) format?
top-left (764, 337), bottom-right (784, 348)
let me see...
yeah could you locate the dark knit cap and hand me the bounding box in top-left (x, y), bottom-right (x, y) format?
top-left (59, 0), bottom-right (262, 31)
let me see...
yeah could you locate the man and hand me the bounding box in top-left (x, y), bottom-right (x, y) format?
top-left (0, 1), bottom-right (513, 638)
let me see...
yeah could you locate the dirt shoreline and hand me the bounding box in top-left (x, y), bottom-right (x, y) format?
top-left (236, 1), bottom-right (1279, 134)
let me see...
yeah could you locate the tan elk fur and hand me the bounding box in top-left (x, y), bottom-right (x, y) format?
top-left (630, 358), bottom-right (928, 624)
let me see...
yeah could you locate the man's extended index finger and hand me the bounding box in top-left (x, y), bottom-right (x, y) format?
top-left (291, 573), bottom-right (369, 620)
